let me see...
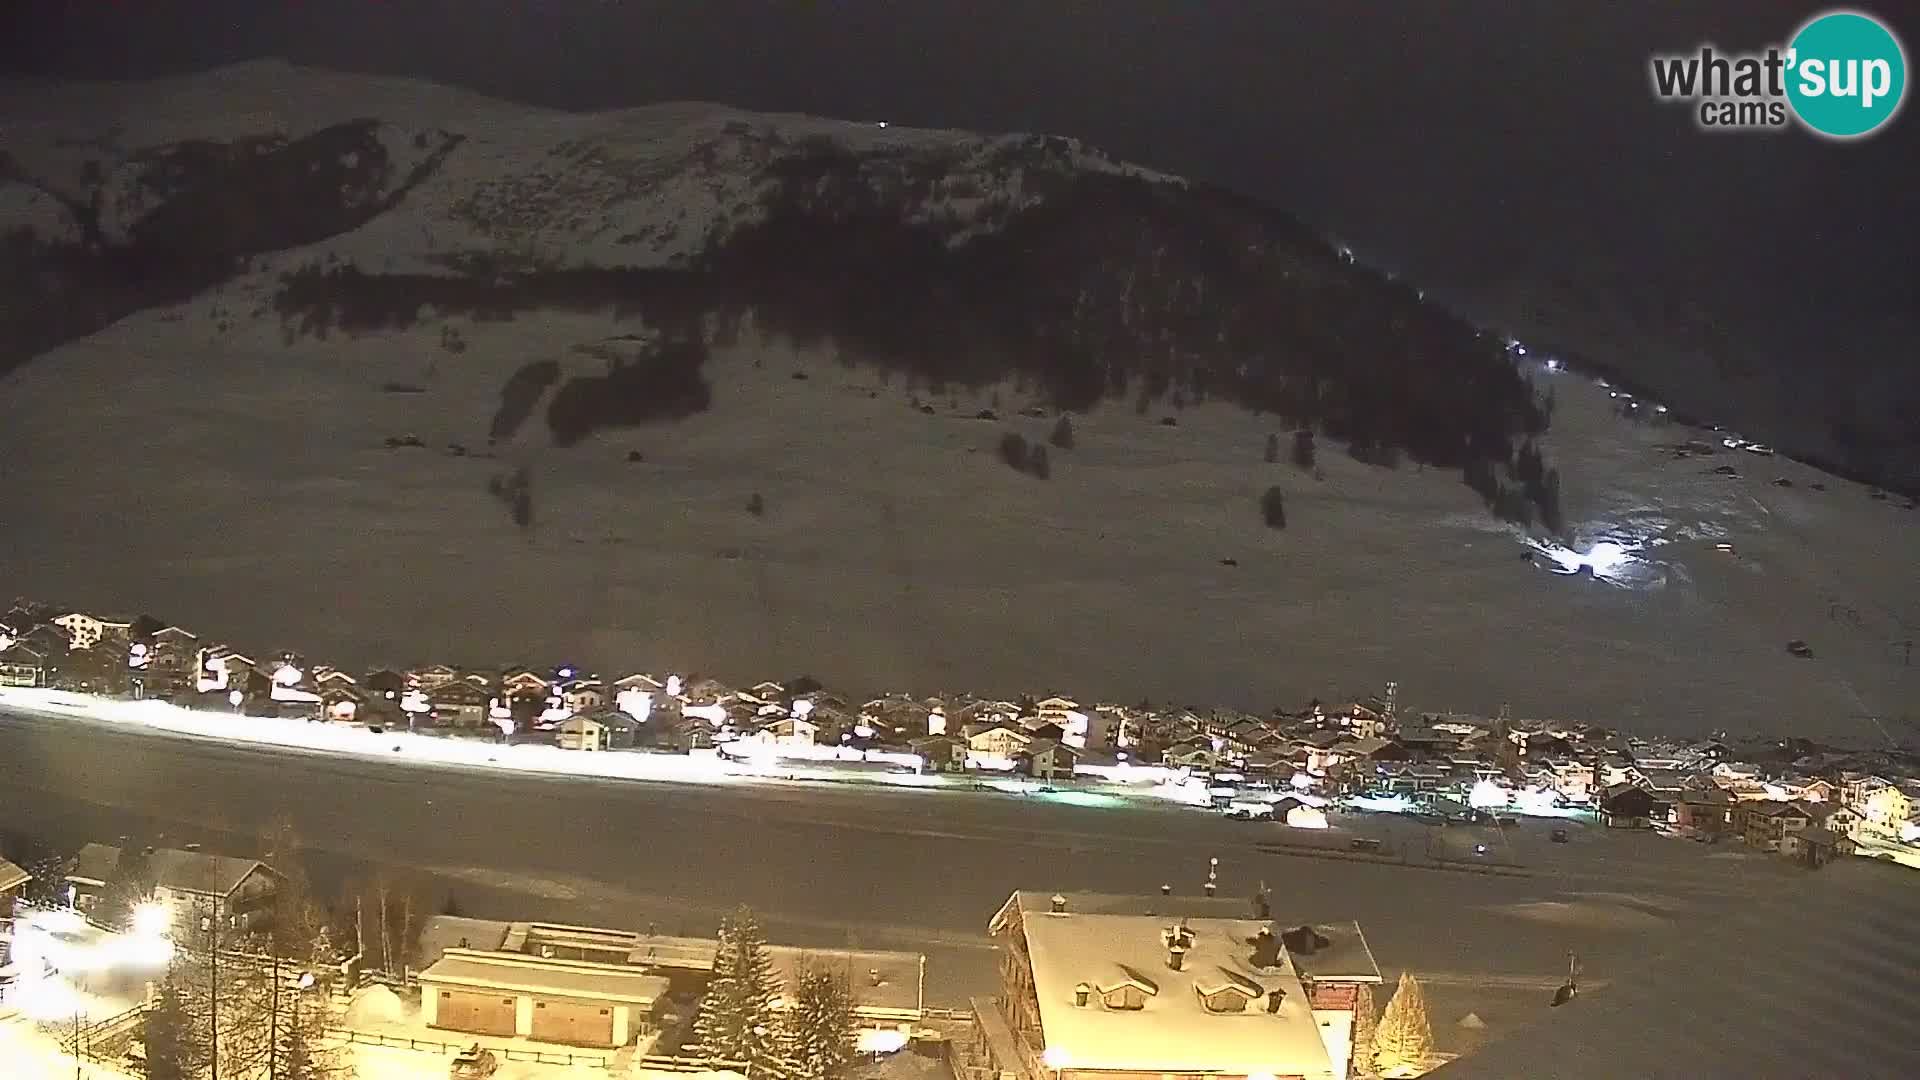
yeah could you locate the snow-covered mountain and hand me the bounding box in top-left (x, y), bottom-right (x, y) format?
top-left (2, 62), bottom-right (1915, 740)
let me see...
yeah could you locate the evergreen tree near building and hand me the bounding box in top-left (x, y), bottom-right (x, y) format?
top-left (1349, 982), bottom-right (1380, 1079)
top-left (785, 959), bottom-right (856, 1080)
top-left (1373, 971), bottom-right (1435, 1075)
top-left (140, 979), bottom-right (195, 1080)
top-left (1264, 432), bottom-right (1280, 464)
top-left (692, 906), bottom-right (784, 1068)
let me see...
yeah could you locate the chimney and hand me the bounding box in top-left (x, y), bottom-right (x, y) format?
top-left (1167, 943), bottom-right (1187, 971)
top-left (869, 968), bottom-right (882, 987)
top-left (1050, 894), bottom-right (1068, 914)
top-left (1073, 983), bottom-right (1091, 1007)
top-left (1265, 988), bottom-right (1284, 1014)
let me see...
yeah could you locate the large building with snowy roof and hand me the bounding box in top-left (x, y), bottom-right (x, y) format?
top-left (978, 890), bottom-right (1382, 1080)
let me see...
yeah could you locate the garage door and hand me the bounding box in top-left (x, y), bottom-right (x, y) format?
top-left (434, 990), bottom-right (516, 1037)
top-left (530, 999), bottom-right (615, 1046)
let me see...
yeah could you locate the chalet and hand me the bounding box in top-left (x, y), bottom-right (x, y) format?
top-left (981, 891), bottom-right (1382, 1080)
top-left (491, 668), bottom-right (548, 706)
top-left (408, 664), bottom-right (462, 692)
top-left (741, 715), bottom-right (815, 748)
top-left (1672, 785), bottom-right (1734, 836)
top-left (556, 714), bottom-right (614, 752)
top-left (320, 680), bottom-right (366, 723)
top-left (1, 856), bottom-right (31, 907)
top-left (363, 668), bottom-right (406, 702)
top-left (417, 917), bottom-right (923, 1048)
top-left (614, 673), bottom-right (663, 693)
top-left (561, 681), bottom-right (607, 713)
top-left (1599, 784), bottom-right (1656, 829)
top-left (67, 843), bottom-right (282, 936)
top-left (748, 680), bottom-right (787, 701)
top-left (1162, 741), bottom-right (1221, 771)
top-left (1018, 739), bottom-right (1081, 781)
top-left (1858, 783), bottom-right (1915, 834)
top-left (433, 681), bottom-right (492, 729)
top-left (1741, 801), bottom-right (1812, 852)
top-left (1801, 800), bottom-right (1859, 837)
top-left (1781, 827), bottom-right (1855, 868)
top-left (52, 612), bottom-right (133, 651)
top-left (968, 724), bottom-right (1033, 761)
top-left (0, 642), bottom-right (52, 687)
top-left (913, 735), bottom-right (967, 773)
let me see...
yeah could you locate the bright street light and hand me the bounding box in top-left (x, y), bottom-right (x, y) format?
top-left (132, 901), bottom-right (172, 939)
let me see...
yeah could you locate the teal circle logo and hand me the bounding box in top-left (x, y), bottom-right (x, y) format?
top-left (1786, 10), bottom-right (1907, 138)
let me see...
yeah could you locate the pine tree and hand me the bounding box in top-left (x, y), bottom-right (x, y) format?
top-left (786, 960), bottom-right (856, 1080)
top-left (1050, 415), bottom-right (1075, 450)
top-left (693, 906), bottom-right (783, 1068)
top-left (141, 978), bottom-right (195, 1080)
top-left (1373, 971), bottom-right (1435, 1075)
top-left (1261, 486), bottom-right (1287, 529)
top-left (1291, 429), bottom-right (1316, 469)
top-left (1264, 432), bottom-right (1281, 464)
top-left (1349, 982), bottom-right (1379, 1079)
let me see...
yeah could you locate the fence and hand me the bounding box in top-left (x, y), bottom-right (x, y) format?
top-left (331, 1026), bottom-right (614, 1067)
top-left (640, 1052), bottom-right (749, 1073)
top-left (58, 1002), bottom-right (150, 1060)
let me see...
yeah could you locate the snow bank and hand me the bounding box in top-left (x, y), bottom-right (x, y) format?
top-left (344, 984), bottom-right (410, 1028)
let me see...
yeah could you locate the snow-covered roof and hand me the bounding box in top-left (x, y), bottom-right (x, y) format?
top-left (420, 948), bottom-right (669, 1005)
top-left (1016, 910), bottom-right (1336, 1077)
top-left (0, 857), bottom-right (31, 894)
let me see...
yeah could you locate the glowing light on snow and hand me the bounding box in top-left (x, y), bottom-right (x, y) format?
top-left (685, 702), bottom-right (726, 726)
top-left (792, 698), bottom-right (814, 719)
top-left (1514, 788), bottom-right (1563, 815)
top-left (400, 689), bottom-right (432, 714)
top-left (854, 723), bottom-right (875, 739)
top-left (1545, 358), bottom-right (1563, 373)
top-left (228, 689), bottom-right (244, 708)
top-left (557, 667), bottom-right (575, 680)
top-left (1469, 779), bottom-right (1511, 809)
top-left (617, 688), bottom-right (653, 722)
top-left (1290, 771), bottom-right (1315, 792)
top-left (1346, 793), bottom-right (1416, 814)
top-left (132, 902), bottom-right (171, 940)
top-left (128, 642), bottom-right (149, 669)
top-left (665, 675), bottom-right (683, 697)
top-left (857, 1029), bottom-right (908, 1055)
top-left (1285, 805), bottom-right (1329, 829)
top-left (1528, 535), bottom-right (1648, 582)
top-left (273, 665), bottom-right (303, 687)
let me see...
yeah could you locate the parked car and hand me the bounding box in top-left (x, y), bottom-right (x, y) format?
top-left (1550, 828), bottom-right (1570, 844)
top-left (1787, 639), bottom-right (1815, 658)
top-left (450, 1045), bottom-right (499, 1079)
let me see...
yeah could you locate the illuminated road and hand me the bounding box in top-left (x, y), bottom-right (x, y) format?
top-left (0, 704), bottom-right (1800, 1004)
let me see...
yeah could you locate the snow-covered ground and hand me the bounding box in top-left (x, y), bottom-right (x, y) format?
top-left (2, 64), bottom-right (1916, 742)
top-left (3, 305), bottom-right (1916, 741)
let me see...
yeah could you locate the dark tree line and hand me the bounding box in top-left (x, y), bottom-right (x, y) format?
top-left (272, 144), bottom-right (1554, 515)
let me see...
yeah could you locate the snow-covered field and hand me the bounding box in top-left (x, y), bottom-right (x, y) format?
top-left (4, 303), bottom-right (1916, 740)
top-left (2, 64), bottom-right (1916, 742)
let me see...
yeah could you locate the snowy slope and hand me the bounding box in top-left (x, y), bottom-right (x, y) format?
top-left (1, 64), bottom-right (1916, 740)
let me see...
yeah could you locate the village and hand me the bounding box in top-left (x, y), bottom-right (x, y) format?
top-left (6, 600), bottom-right (1920, 871)
top-left (6, 600), bottom-right (1920, 1079)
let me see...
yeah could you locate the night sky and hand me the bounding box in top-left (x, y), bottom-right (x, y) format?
top-left (4, 1), bottom-right (1916, 422)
